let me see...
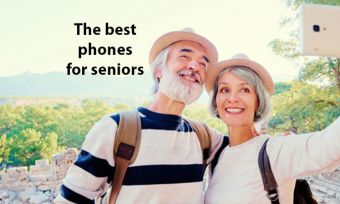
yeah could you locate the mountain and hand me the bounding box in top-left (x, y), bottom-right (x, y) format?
top-left (0, 70), bottom-right (293, 104)
top-left (0, 71), bottom-right (154, 98)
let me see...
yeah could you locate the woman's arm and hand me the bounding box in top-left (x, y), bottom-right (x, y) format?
top-left (267, 117), bottom-right (340, 183)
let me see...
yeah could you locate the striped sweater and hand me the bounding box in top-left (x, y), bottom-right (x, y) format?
top-left (55, 107), bottom-right (225, 204)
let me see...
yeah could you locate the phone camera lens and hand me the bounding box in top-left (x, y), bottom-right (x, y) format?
top-left (313, 25), bottom-right (320, 32)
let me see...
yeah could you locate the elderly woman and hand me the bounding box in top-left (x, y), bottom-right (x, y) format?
top-left (204, 54), bottom-right (340, 204)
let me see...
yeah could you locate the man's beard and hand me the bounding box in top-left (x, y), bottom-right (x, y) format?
top-left (158, 68), bottom-right (203, 105)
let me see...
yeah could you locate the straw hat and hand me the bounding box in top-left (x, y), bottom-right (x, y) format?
top-left (205, 53), bottom-right (274, 95)
top-left (149, 28), bottom-right (218, 65)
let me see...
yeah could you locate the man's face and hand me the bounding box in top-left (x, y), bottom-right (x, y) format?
top-left (166, 40), bottom-right (209, 84)
top-left (157, 40), bottom-right (209, 104)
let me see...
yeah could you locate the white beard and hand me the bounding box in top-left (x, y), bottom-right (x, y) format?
top-left (158, 68), bottom-right (203, 105)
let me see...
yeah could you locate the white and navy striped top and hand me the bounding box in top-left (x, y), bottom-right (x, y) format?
top-left (55, 107), bottom-right (225, 204)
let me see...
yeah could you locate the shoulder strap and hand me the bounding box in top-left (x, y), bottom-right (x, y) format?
top-left (109, 110), bottom-right (141, 204)
top-left (258, 139), bottom-right (280, 204)
top-left (210, 136), bottom-right (229, 174)
top-left (187, 119), bottom-right (211, 166)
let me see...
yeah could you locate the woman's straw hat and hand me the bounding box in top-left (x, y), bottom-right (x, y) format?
top-left (205, 53), bottom-right (274, 95)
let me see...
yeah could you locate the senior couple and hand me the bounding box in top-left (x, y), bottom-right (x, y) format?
top-left (55, 29), bottom-right (340, 204)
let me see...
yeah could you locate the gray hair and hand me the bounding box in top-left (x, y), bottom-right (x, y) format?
top-left (209, 66), bottom-right (271, 122)
top-left (149, 47), bottom-right (170, 94)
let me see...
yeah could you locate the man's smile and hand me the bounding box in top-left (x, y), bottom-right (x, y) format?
top-left (177, 69), bottom-right (201, 84)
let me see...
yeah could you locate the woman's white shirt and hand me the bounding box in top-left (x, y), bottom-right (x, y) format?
top-left (205, 117), bottom-right (340, 204)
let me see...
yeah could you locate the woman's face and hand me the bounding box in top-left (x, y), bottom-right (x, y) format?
top-left (216, 71), bottom-right (259, 128)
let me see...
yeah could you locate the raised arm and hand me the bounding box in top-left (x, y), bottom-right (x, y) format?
top-left (268, 117), bottom-right (340, 183)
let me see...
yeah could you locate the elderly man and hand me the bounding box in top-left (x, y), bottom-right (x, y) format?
top-left (55, 29), bottom-right (225, 204)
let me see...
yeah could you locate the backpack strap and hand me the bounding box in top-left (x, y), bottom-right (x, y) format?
top-left (109, 110), bottom-right (141, 204)
top-left (187, 119), bottom-right (211, 166)
top-left (210, 136), bottom-right (229, 174)
top-left (258, 139), bottom-right (280, 204)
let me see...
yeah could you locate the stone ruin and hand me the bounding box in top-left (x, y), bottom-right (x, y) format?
top-left (0, 147), bottom-right (340, 204)
top-left (0, 148), bottom-right (77, 204)
top-left (308, 167), bottom-right (340, 204)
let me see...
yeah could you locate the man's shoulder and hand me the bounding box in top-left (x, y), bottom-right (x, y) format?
top-left (105, 109), bottom-right (143, 125)
top-left (99, 110), bottom-right (137, 126)
top-left (106, 112), bottom-right (120, 124)
top-left (85, 111), bottom-right (127, 139)
top-left (95, 113), bottom-right (120, 127)
top-left (80, 112), bottom-right (128, 154)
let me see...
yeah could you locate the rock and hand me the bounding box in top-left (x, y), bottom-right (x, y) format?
top-left (336, 193), bottom-right (340, 199)
top-left (37, 185), bottom-right (50, 191)
top-left (29, 192), bottom-right (49, 204)
top-left (328, 200), bottom-right (340, 204)
top-left (327, 190), bottom-right (336, 196)
top-left (0, 190), bottom-right (18, 204)
top-left (18, 188), bottom-right (36, 203)
top-left (12, 200), bottom-right (24, 204)
top-left (0, 191), bottom-right (9, 199)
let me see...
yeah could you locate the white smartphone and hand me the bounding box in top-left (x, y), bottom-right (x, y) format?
top-left (301, 4), bottom-right (340, 58)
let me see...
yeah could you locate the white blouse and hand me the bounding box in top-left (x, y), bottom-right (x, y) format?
top-left (205, 117), bottom-right (340, 204)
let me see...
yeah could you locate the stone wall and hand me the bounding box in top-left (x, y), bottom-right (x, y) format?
top-left (0, 148), bottom-right (77, 204)
top-left (309, 167), bottom-right (340, 204)
top-left (0, 148), bottom-right (339, 204)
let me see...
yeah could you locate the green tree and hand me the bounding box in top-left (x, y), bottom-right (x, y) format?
top-left (40, 132), bottom-right (60, 160)
top-left (274, 82), bottom-right (292, 95)
top-left (270, 82), bottom-right (339, 134)
top-left (0, 104), bottom-right (24, 137)
top-left (0, 134), bottom-right (11, 164)
top-left (1, 100), bottom-right (135, 165)
top-left (9, 129), bottom-right (44, 166)
top-left (12, 106), bottom-right (59, 139)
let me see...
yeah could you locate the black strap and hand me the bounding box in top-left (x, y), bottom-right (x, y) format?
top-left (258, 139), bottom-right (280, 204)
top-left (211, 136), bottom-right (229, 174)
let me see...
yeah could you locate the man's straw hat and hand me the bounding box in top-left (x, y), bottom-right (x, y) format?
top-left (149, 28), bottom-right (218, 65)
